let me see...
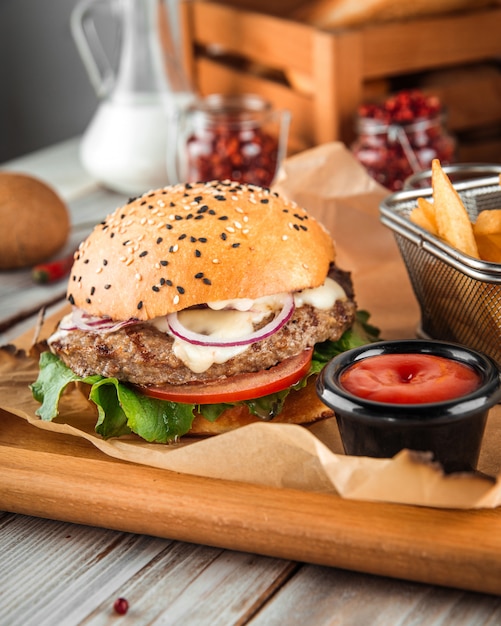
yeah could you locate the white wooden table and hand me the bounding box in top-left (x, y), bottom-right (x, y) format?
top-left (1, 139), bottom-right (501, 625)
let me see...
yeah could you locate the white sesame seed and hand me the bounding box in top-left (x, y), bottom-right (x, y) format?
top-left (125, 257), bottom-right (134, 266)
top-left (172, 244), bottom-right (179, 252)
top-left (226, 226), bottom-right (235, 233)
top-left (288, 222), bottom-right (294, 229)
top-left (119, 256), bottom-right (127, 262)
top-left (242, 229), bottom-right (249, 235)
top-left (135, 273), bottom-right (142, 281)
top-left (234, 221), bottom-right (242, 229)
top-left (147, 219), bottom-right (155, 225)
top-left (96, 266), bottom-right (103, 273)
top-left (169, 214), bottom-right (175, 220)
top-left (303, 263), bottom-right (309, 269)
top-left (249, 197), bottom-right (257, 204)
top-left (212, 258), bottom-right (220, 264)
top-left (157, 200), bottom-right (165, 208)
top-left (140, 217), bottom-right (147, 225)
top-left (243, 215), bottom-right (249, 223)
top-left (235, 205), bottom-right (243, 212)
top-left (282, 235), bottom-right (288, 241)
top-left (173, 294), bottom-right (180, 305)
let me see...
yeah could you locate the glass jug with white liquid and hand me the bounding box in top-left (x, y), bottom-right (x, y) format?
top-left (71, 0), bottom-right (193, 194)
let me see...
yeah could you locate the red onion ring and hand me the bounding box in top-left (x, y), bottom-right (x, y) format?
top-left (60, 308), bottom-right (139, 334)
top-left (166, 294), bottom-right (295, 347)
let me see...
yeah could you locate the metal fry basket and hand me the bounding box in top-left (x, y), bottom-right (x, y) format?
top-left (380, 174), bottom-right (501, 368)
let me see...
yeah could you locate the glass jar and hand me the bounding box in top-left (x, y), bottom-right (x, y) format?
top-left (172, 94), bottom-right (290, 187)
top-left (351, 93), bottom-right (457, 192)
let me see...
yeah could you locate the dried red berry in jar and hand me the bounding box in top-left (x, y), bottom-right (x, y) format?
top-left (351, 89), bottom-right (456, 191)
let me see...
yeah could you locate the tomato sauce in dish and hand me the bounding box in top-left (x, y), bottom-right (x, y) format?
top-left (339, 353), bottom-right (481, 404)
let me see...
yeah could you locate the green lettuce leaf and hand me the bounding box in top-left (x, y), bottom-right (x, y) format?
top-left (30, 310), bottom-right (379, 443)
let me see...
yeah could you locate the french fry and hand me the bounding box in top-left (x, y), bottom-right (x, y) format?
top-left (474, 234), bottom-right (501, 264)
top-left (473, 209), bottom-right (501, 236)
top-left (431, 159), bottom-right (479, 259)
top-left (409, 204), bottom-right (438, 235)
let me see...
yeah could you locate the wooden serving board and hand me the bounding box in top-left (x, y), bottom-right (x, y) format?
top-left (2, 408), bottom-right (501, 596)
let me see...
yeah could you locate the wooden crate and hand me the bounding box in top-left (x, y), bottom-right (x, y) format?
top-left (182, 1), bottom-right (501, 159)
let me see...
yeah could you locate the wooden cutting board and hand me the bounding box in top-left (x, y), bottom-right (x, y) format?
top-left (1, 408), bottom-right (500, 596)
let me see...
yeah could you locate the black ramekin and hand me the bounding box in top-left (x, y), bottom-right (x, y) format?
top-left (316, 340), bottom-right (501, 473)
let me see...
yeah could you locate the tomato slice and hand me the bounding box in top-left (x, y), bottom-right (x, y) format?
top-left (134, 349), bottom-right (313, 404)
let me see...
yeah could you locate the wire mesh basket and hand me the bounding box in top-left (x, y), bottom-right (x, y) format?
top-left (380, 174), bottom-right (501, 368)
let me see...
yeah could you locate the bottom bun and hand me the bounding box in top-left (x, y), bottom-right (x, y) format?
top-left (189, 378), bottom-right (333, 436)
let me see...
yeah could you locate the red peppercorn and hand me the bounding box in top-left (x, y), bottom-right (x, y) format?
top-left (351, 89), bottom-right (456, 191)
top-left (113, 597), bottom-right (129, 615)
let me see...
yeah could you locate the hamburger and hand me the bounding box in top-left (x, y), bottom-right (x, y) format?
top-left (31, 181), bottom-right (377, 442)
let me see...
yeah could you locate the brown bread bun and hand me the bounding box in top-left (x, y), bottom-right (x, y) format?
top-left (0, 172), bottom-right (70, 270)
top-left (69, 180), bottom-right (336, 321)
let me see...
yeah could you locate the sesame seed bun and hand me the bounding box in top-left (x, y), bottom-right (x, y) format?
top-left (68, 181), bottom-right (336, 321)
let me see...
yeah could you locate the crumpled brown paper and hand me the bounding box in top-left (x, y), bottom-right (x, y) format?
top-left (1, 142), bottom-right (500, 509)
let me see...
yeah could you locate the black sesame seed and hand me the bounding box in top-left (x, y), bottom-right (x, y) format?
top-left (139, 250), bottom-right (148, 257)
top-left (218, 216), bottom-right (228, 221)
top-left (197, 205), bottom-right (209, 214)
top-left (260, 198), bottom-right (269, 204)
top-left (86, 298), bottom-right (91, 304)
top-left (209, 209), bottom-right (216, 215)
top-left (194, 195), bottom-right (203, 203)
top-left (152, 285), bottom-right (160, 292)
top-left (198, 237), bottom-right (207, 243)
top-left (214, 195), bottom-right (226, 201)
top-left (72, 275), bottom-right (76, 281)
top-left (84, 259), bottom-right (89, 264)
top-left (166, 279), bottom-right (173, 286)
top-left (160, 260), bottom-right (168, 266)
top-left (140, 200), bottom-right (147, 206)
top-left (190, 236), bottom-right (197, 243)
top-left (68, 294), bottom-right (75, 305)
top-left (220, 233), bottom-right (227, 241)
top-left (300, 225), bottom-right (308, 231)
top-left (186, 214), bottom-right (193, 220)
top-left (178, 234), bottom-right (187, 240)
top-left (165, 223), bottom-right (173, 230)
top-left (174, 215), bottom-right (183, 221)
top-left (123, 240), bottom-right (131, 246)
top-left (195, 272), bottom-right (204, 279)
top-left (195, 249), bottom-right (201, 257)
top-left (110, 233), bottom-right (115, 238)
top-left (128, 196), bottom-right (138, 204)
top-left (103, 259), bottom-right (108, 266)
top-left (156, 237), bottom-right (163, 244)
top-left (104, 284), bottom-right (111, 289)
top-left (177, 286), bottom-right (185, 294)
top-left (194, 215), bottom-right (204, 220)
top-left (203, 278), bottom-right (212, 285)
top-left (231, 243), bottom-right (240, 248)
top-left (293, 224), bottom-right (300, 231)
top-left (90, 287), bottom-right (95, 295)
top-left (137, 301), bottom-right (143, 310)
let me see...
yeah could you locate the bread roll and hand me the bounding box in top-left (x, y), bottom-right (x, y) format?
top-left (0, 172), bottom-right (70, 270)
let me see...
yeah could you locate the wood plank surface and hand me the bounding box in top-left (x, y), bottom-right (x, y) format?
top-left (1, 409), bottom-right (501, 597)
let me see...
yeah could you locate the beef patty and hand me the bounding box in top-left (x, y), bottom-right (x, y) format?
top-left (49, 266), bottom-right (356, 386)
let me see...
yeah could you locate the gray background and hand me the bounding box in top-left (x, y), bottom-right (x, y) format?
top-left (0, 0), bottom-right (100, 164)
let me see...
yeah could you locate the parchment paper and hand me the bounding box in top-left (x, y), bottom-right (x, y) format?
top-left (1, 142), bottom-right (500, 509)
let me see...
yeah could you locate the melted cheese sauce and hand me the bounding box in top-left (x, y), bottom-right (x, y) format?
top-left (157, 277), bottom-right (346, 373)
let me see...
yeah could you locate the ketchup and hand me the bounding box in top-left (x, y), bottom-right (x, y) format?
top-left (340, 354), bottom-right (481, 404)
